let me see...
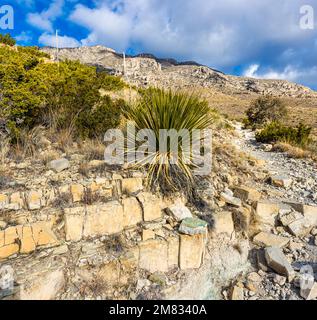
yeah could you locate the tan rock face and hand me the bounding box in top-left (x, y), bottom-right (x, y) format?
top-left (142, 229), bottom-right (155, 241)
top-left (64, 207), bottom-right (85, 241)
top-left (122, 197), bottom-right (143, 228)
top-left (253, 201), bottom-right (280, 231)
top-left (137, 192), bottom-right (162, 221)
top-left (0, 243), bottom-right (19, 259)
top-left (20, 226), bottom-right (36, 254)
top-left (32, 222), bottom-right (58, 246)
top-left (234, 186), bottom-right (261, 202)
top-left (212, 211), bottom-right (234, 236)
top-left (122, 178), bottom-right (143, 194)
top-left (230, 286), bottom-right (244, 300)
top-left (26, 190), bottom-right (42, 210)
top-left (0, 194), bottom-right (8, 209)
top-left (253, 232), bottom-right (290, 248)
top-left (98, 261), bottom-right (121, 285)
top-left (20, 269), bottom-right (65, 300)
top-left (139, 239), bottom-right (168, 273)
top-left (167, 236), bottom-right (179, 268)
top-left (83, 202), bottom-right (124, 237)
top-left (179, 234), bottom-right (206, 270)
top-left (70, 184), bottom-right (84, 202)
top-left (8, 192), bottom-right (24, 210)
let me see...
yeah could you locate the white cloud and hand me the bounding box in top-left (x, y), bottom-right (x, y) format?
top-left (39, 32), bottom-right (81, 48)
top-left (27, 0), bottom-right (64, 32)
top-left (15, 31), bottom-right (33, 44)
top-left (243, 64), bottom-right (317, 88)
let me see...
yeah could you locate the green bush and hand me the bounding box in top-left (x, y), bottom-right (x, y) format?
top-left (255, 121), bottom-right (312, 147)
top-left (123, 88), bottom-right (214, 191)
top-left (0, 33), bottom-right (16, 46)
top-left (0, 46), bottom-right (125, 140)
top-left (245, 96), bottom-right (288, 129)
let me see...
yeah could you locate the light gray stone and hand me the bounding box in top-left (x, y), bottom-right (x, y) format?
top-left (166, 204), bottom-right (192, 222)
top-left (264, 246), bottom-right (295, 281)
top-left (178, 217), bottom-right (208, 235)
top-left (48, 158), bottom-right (70, 173)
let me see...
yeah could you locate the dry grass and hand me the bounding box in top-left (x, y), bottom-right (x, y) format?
top-left (41, 150), bottom-right (60, 166)
top-left (273, 141), bottom-right (315, 160)
top-left (0, 138), bottom-right (10, 164)
top-left (79, 139), bottom-right (105, 161)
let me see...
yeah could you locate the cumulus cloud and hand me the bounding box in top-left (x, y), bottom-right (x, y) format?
top-left (15, 31), bottom-right (33, 44)
top-left (39, 32), bottom-right (80, 48)
top-left (27, 0), bottom-right (64, 32)
top-left (27, 0), bottom-right (317, 88)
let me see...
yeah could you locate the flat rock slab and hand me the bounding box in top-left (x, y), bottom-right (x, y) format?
top-left (264, 246), bottom-right (295, 281)
top-left (220, 192), bottom-right (242, 207)
top-left (271, 175), bottom-right (292, 189)
top-left (253, 232), bottom-right (290, 248)
top-left (166, 204), bottom-right (192, 222)
top-left (48, 158), bottom-right (70, 173)
top-left (300, 282), bottom-right (317, 300)
top-left (287, 218), bottom-right (312, 237)
top-left (179, 217), bottom-right (208, 235)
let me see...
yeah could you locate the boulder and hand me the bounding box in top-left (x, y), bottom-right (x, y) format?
top-left (253, 232), bottom-right (290, 248)
top-left (287, 218), bottom-right (312, 237)
top-left (264, 246), bottom-right (295, 281)
top-left (48, 158), bottom-right (70, 173)
top-left (300, 282), bottom-right (317, 300)
top-left (253, 201), bottom-right (280, 231)
top-left (64, 207), bottom-right (85, 241)
top-left (166, 204), bottom-right (192, 222)
top-left (220, 192), bottom-right (242, 207)
top-left (234, 186), bottom-right (261, 202)
top-left (179, 217), bottom-right (208, 235)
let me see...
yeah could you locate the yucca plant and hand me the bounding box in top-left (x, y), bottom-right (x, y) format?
top-left (123, 88), bottom-right (214, 191)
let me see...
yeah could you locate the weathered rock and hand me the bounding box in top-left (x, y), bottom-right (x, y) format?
top-left (253, 232), bottom-right (290, 248)
top-left (20, 226), bottom-right (36, 254)
top-left (179, 234), bottom-right (206, 270)
top-left (0, 243), bottom-right (19, 259)
top-left (271, 175), bottom-right (292, 189)
top-left (264, 246), bottom-right (295, 281)
top-left (19, 269), bottom-right (65, 300)
top-left (26, 190), bottom-right (42, 210)
top-left (212, 211), bottom-right (234, 236)
top-left (98, 261), bottom-right (120, 285)
top-left (166, 204), bottom-right (192, 222)
top-left (257, 248), bottom-right (270, 272)
top-left (279, 211), bottom-right (303, 227)
top-left (137, 192), bottom-right (162, 222)
top-left (64, 207), bottom-right (85, 241)
top-left (179, 217), bottom-right (208, 235)
top-left (138, 239), bottom-right (168, 273)
top-left (0, 194), bottom-right (8, 209)
top-left (253, 201), bottom-right (280, 230)
top-left (122, 197), bottom-right (143, 228)
top-left (230, 286), bottom-right (244, 300)
top-left (300, 282), bottom-right (317, 300)
top-left (234, 186), bottom-right (261, 202)
top-left (83, 202), bottom-right (124, 237)
top-left (232, 206), bottom-right (251, 231)
top-left (70, 184), bottom-right (84, 202)
top-left (142, 229), bottom-right (155, 241)
top-left (48, 158), bottom-right (70, 173)
top-left (122, 178), bottom-right (143, 194)
top-left (32, 222), bottom-right (58, 247)
top-left (220, 192), bottom-right (241, 207)
top-left (7, 192), bottom-right (24, 210)
top-left (167, 236), bottom-right (179, 268)
top-left (287, 218), bottom-right (312, 237)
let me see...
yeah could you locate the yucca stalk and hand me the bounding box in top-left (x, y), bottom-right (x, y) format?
top-left (123, 88), bottom-right (214, 190)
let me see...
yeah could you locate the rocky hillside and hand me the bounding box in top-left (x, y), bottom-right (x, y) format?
top-left (42, 46), bottom-right (316, 98)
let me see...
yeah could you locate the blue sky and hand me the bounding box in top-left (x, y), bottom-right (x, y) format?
top-left (3, 0), bottom-right (317, 89)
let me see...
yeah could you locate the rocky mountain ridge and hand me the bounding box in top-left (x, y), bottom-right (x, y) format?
top-left (42, 45), bottom-right (316, 98)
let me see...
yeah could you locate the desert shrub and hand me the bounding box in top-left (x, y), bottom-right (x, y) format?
top-left (245, 96), bottom-right (288, 129)
top-left (0, 46), bottom-right (124, 141)
top-left (256, 121), bottom-right (312, 147)
top-left (0, 33), bottom-right (16, 46)
top-left (123, 88), bottom-right (214, 191)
